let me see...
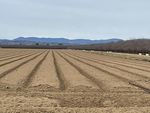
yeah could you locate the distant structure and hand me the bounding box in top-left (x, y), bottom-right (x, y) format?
top-left (107, 51), bottom-right (112, 53)
top-left (145, 53), bottom-right (149, 56)
top-left (138, 53), bottom-right (142, 55)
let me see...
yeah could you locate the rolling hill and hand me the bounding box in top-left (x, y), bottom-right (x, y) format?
top-left (0, 37), bottom-right (122, 45)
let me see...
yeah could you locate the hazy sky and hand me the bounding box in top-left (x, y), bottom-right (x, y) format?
top-left (0, 0), bottom-right (150, 40)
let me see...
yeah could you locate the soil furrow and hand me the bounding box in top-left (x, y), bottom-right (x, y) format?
top-left (0, 51), bottom-right (27, 60)
top-left (104, 61), bottom-right (150, 73)
top-left (89, 51), bottom-right (150, 69)
top-left (30, 51), bottom-right (60, 89)
top-left (0, 52), bottom-right (38, 67)
top-left (62, 52), bottom-right (150, 93)
top-left (56, 52), bottom-right (105, 91)
top-left (54, 52), bottom-right (99, 91)
top-left (66, 52), bottom-right (150, 80)
top-left (69, 51), bottom-right (150, 73)
top-left (21, 51), bottom-right (49, 88)
top-left (0, 51), bottom-right (45, 79)
top-left (0, 49), bottom-right (38, 60)
top-left (52, 51), bottom-right (68, 91)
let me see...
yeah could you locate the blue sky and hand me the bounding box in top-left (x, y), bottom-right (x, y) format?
top-left (0, 0), bottom-right (150, 40)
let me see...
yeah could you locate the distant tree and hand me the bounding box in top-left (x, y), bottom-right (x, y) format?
top-left (35, 43), bottom-right (39, 46)
top-left (46, 43), bottom-right (50, 46)
top-left (58, 43), bottom-right (63, 45)
top-left (19, 43), bottom-right (22, 45)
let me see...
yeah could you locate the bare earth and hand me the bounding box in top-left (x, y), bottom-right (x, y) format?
top-left (0, 49), bottom-right (150, 113)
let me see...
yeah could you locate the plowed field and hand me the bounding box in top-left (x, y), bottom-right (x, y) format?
top-left (0, 49), bottom-right (150, 113)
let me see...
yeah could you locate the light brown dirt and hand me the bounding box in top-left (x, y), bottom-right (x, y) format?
top-left (30, 51), bottom-right (60, 89)
top-left (58, 51), bottom-right (141, 92)
top-left (64, 51), bottom-right (150, 90)
top-left (54, 52), bottom-right (99, 91)
top-left (0, 49), bottom-right (150, 112)
top-left (0, 51), bottom-right (43, 79)
top-left (0, 51), bottom-right (46, 86)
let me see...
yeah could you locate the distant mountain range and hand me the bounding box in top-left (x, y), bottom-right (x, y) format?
top-left (0, 37), bottom-right (122, 45)
top-left (1, 37), bottom-right (150, 54)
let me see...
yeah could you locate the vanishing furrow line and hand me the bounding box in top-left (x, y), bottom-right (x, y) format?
top-left (52, 51), bottom-right (68, 91)
top-left (73, 50), bottom-right (150, 69)
top-left (0, 51), bottom-right (26, 60)
top-left (62, 52), bottom-right (150, 93)
top-left (90, 52), bottom-right (150, 69)
top-left (0, 50), bottom-right (34, 61)
top-left (69, 51), bottom-right (150, 73)
top-left (66, 52), bottom-right (150, 80)
top-left (103, 56), bottom-right (150, 68)
top-left (0, 51), bottom-right (45, 79)
top-left (56, 52), bottom-right (105, 91)
top-left (92, 56), bottom-right (150, 73)
top-left (21, 51), bottom-right (49, 88)
top-left (0, 52), bottom-right (38, 67)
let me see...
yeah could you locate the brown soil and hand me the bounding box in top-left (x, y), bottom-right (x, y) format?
top-left (0, 49), bottom-right (150, 112)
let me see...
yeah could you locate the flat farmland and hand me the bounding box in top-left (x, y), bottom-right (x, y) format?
top-left (0, 48), bottom-right (150, 113)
